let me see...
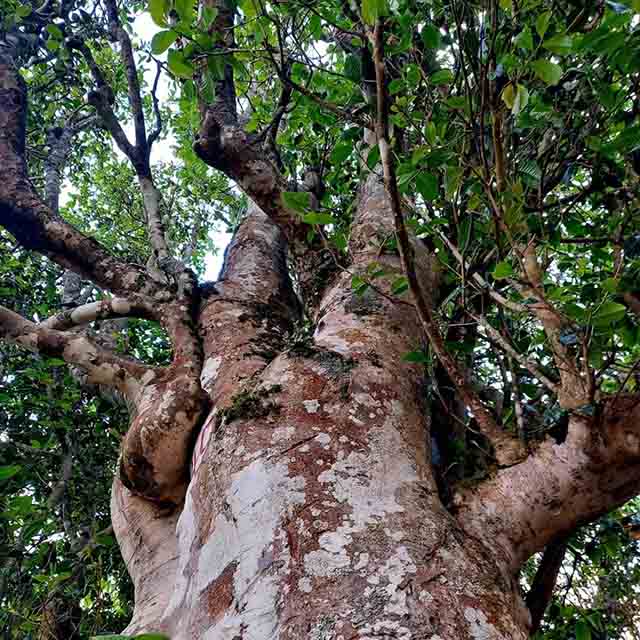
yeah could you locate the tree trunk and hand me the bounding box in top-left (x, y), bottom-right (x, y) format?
top-left (112, 191), bottom-right (531, 640)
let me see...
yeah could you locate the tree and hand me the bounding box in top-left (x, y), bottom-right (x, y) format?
top-left (1, 0), bottom-right (640, 638)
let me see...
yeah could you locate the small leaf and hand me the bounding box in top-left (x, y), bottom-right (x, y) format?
top-left (17, 4), bottom-right (32, 17)
top-left (421, 24), bottom-right (440, 49)
top-left (543, 34), bottom-right (573, 56)
top-left (403, 350), bottom-right (430, 363)
top-left (282, 191), bottom-right (311, 213)
top-left (592, 301), bottom-right (626, 327)
top-left (0, 465), bottom-right (21, 480)
top-left (303, 212), bottom-right (336, 225)
top-left (509, 84), bottom-right (529, 115)
top-left (46, 23), bottom-right (63, 39)
top-left (513, 27), bottom-right (533, 51)
top-left (535, 11), bottom-right (552, 38)
top-left (492, 261), bottom-right (514, 280)
top-left (532, 59), bottom-right (563, 86)
top-left (330, 143), bottom-right (352, 164)
top-left (151, 30), bottom-right (178, 54)
top-left (167, 49), bottom-right (194, 78)
top-left (149, 0), bottom-right (168, 27)
top-left (173, 0), bottom-right (194, 25)
top-left (415, 172), bottom-right (438, 201)
top-left (391, 276), bottom-right (409, 295)
top-left (351, 275), bottom-right (369, 295)
top-left (366, 145), bottom-right (380, 169)
top-left (362, 0), bottom-right (389, 25)
top-left (429, 69), bottom-right (454, 85)
top-left (575, 620), bottom-right (592, 640)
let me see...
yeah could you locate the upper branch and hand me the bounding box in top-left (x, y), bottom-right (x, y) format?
top-left (104, 0), bottom-right (149, 171)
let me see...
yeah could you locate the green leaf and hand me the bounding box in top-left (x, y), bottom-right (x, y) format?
top-left (403, 350), bottom-right (429, 363)
top-left (492, 262), bottom-right (514, 279)
top-left (535, 11), bottom-right (552, 38)
top-left (429, 69), bottom-right (454, 85)
top-left (543, 34), bottom-right (573, 56)
top-left (149, 0), bottom-right (168, 27)
top-left (575, 620), bottom-right (592, 640)
top-left (0, 465), bottom-right (21, 480)
top-left (46, 23), bottom-right (63, 39)
top-left (592, 301), bottom-right (626, 327)
top-left (366, 145), bottom-right (380, 169)
top-left (388, 78), bottom-right (404, 94)
top-left (174, 0), bottom-right (194, 25)
top-left (351, 275), bottom-right (369, 295)
top-left (421, 24), bottom-right (441, 49)
top-left (330, 143), bottom-right (352, 164)
top-left (502, 83), bottom-right (529, 115)
top-left (344, 54), bottom-right (362, 83)
top-left (362, 0), bottom-right (389, 25)
top-left (151, 30), bottom-right (178, 54)
top-left (303, 212), bottom-right (336, 225)
top-left (415, 172), bottom-right (438, 201)
top-left (135, 635), bottom-right (172, 640)
top-left (282, 191), bottom-right (311, 213)
top-left (90, 636), bottom-right (132, 640)
top-left (513, 27), bottom-right (533, 51)
top-left (17, 4), bottom-right (32, 17)
top-left (391, 276), bottom-right (409, 295)
top-left (532, 59), bottom-right (563, 86)
top-left (167, 49), bottom-right (194, 78)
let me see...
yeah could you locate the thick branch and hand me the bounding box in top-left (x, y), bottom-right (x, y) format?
top-left (455, 395), bottom-right (640, 571)
top-left (0, 55), bottom-right (164, 298)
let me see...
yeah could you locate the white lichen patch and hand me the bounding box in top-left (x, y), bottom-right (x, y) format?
top-left (271, 425), bottom-right (296, 443)
top-left (200, 355), bottom-right (222, 390)
top-left (298, 576), bottom-right (313, 593)
top-left (464, 607), bottom-right (504, 640)
top-left (315, 433), bottom-right (331, 446)
top-left (172, 459), bottom-right (306, 640)
top-left (303, 399), bottom-right (321, 414)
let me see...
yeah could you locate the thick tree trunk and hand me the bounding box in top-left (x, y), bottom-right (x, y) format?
top-left (112, 189), bottom-right (531, 640)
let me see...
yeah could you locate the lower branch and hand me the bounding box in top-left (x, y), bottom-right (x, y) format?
top-left (455, 395), bottom-right (640, 572)
top-left (0, 304), bottom-right (151, 399)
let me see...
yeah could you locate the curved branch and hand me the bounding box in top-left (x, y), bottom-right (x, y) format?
top-left (0, 304), bottom-right (153, 399)
top-left (41, 297), bottom-right (156, 331)
top-left (455, 395), bottom-right (640, 572)
top-left (0, 54), bottom-right (166, 298)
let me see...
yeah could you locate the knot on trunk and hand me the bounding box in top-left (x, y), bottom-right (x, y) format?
top-left (119, 372), bottom-right (209, 505)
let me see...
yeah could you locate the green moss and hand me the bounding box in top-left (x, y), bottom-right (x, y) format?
top-left (217, 385), bottom-right (282, 427)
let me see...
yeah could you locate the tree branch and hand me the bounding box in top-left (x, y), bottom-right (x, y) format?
top-left (526, 536), bottom-right (569, 634)
top-left (0, 54), bottom-right (164, 298)
top-left (455, 395), bottom-right (640, 571)
top-left (0, 304), bottom-right (152, 399)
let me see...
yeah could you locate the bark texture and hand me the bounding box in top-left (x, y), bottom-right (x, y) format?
top-left (112, 180), bottom-right (532, 640)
